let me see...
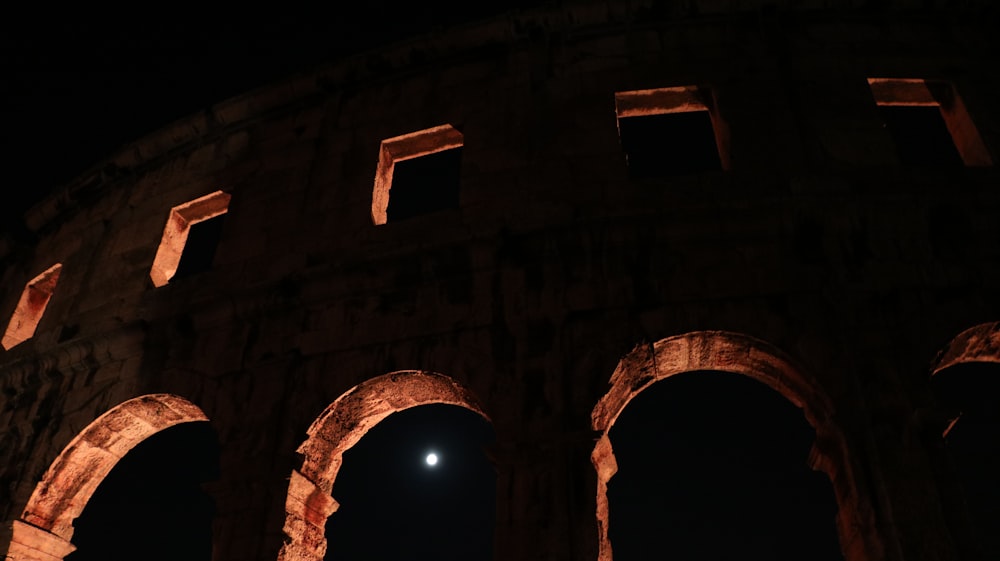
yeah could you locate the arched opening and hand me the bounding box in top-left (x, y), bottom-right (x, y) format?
top-left (606, 370), bottom-right (841, 561)
top-left (64, 421), bottom-right (219, 561)
top-left (279, 370), bottom-right (493, 561)
top-left (325, 404), bottom-right (495, 561)
top-left (931, 323), bottom-right (1000, 559)
top-left (591, 332), bottom-right (869, 561)
top-left (6, 394), bottom-right (210, 561)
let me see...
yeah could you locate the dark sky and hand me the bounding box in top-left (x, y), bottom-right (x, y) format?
top-left (607, 371), bottom-right (843, 561)
top-left (0, 4), bottom-right (549, 232)
top-left (325, 405), bottom-right (496, 561)
top-left (932, 363), bottom-right (1000, 560)
top-left (65, 422), bottom-right (218, 561)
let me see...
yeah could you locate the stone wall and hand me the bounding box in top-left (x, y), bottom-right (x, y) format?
top-left (2, 2), bottom-right (999, 561)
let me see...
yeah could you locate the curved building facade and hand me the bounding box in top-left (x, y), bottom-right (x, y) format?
top-left (2, 2), bottom-right (998, 561)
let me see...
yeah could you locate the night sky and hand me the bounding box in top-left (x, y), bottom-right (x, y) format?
top-left (0, 4), bottom-right (547, 233)
top-left (931, 363), bottom-right (1000, 560)
top-left (66, 422), bottom-right (218, 561)
top-left (607, 371), bottom-right (843, 561)
top-left (325, 405), bottom-right (496, 561)
top-left (0, 6), bottom-right (967, 225)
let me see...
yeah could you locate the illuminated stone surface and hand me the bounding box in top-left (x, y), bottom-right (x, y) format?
top-left (2, 264), bottom-right (62, 350)
top-left (1, 2), bottom-right (999, 561)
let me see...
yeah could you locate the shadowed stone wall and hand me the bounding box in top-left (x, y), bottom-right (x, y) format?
top-left (2, 2), bottom-right (998, 561)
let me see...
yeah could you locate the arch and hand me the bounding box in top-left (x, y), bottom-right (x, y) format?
top-left (6, 394), bottom-right (208, 561)
top-left (930, 321), bottom-right (1000, 437)
top-left (931, 322), bottom-right (1000, 376)
top-left (590, 331), bottom-right (866, 561)
top-left (929, 322), bottom-right (1000, 559)
top-left (278, 370), bottom-right (490, 561)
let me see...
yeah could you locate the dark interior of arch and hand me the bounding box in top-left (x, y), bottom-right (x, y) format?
top-left (931, 362), bottom-right (1000, 559)
top-left (324, 403), bottom-right (495, 561)
top-left (606, 370), bottom-right (843, 561)
top-left (65, 421), bottom-right (219, 561)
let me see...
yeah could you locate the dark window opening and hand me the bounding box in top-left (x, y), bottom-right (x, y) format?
top-left (879, 106), bottom-right (964, 167)
top-left (618, 111), bottom-right (722, 179)
top-left (67, 422), bottom-right (219, 561)
top-left (607, 371), bottom-right (843, 561)
top-left (173, 214), bottom-right (226, 280)
top-left (387, 148), bottom-right (462, 222)
top-left (325, 404), bottom-right (495, 561)
top-left (932, 363), bottom-right (1000, 559)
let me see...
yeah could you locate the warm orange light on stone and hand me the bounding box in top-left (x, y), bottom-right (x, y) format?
top-left (371, 125), bottom-right (464, 225)
top-left (615, 86), bottom-right (711, 118)
top-left (930, 322), bottom-right (1000, 438)
top-left (7, 520), bottom-right (76, 561)
top-left (149, 190), bottom-right (231, 287)
top-left (614, 86), bottom-right (730, 169)
top-left (2, 263), bottom-right (62, 350)
top-left (589, 331), bottom-right (872, 561)
top-left (930, 322), bottom-right (1000, 375)
top-left (278, 370), bottom-right (488, 561)
top-left (868, 77), bottom-right (993, 167)
top-left (5, 394), bottom-right (209, 561)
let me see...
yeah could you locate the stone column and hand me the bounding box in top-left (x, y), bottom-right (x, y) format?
top-left (6, 521), bottom-right (75, 561)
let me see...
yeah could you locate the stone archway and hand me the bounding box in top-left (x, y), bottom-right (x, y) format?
top-left (930, 321), bottom-right (1000, 438)
top-left (590, 331), bottom-right (871, 561)
top-left (931, 322), bottom-right (1000, 376)
top-left (930, 321), bottom-right (1000, 559)
top-left (6, 393), bottom-right (209, 561)
top-left (278, 370), bottom-right (490, 561)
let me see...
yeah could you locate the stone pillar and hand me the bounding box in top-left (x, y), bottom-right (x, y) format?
top-left (277, 470), bottom-right (338, 561)
top-left (6, 521), bottom-right (75, 561)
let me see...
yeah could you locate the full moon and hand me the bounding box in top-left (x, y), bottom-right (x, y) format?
top-left (425, 452), bottom-right (439, 467)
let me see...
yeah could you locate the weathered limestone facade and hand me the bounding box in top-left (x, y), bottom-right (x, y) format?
top-left (2, 1), bottom-right (998, 561)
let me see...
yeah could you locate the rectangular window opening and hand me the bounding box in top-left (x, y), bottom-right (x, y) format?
top-left (2, 263), bottom-right (62, 350)
top-left (615, 86), bottom-right (727, 179)
top-left (150, 190), bottom-right (231, 287)
top-left (172, 212), bottom-right (226, 281)
top-left (372, 124), bottom-right (464, 225)
top-left (868, 78), bottom-right (992, 167)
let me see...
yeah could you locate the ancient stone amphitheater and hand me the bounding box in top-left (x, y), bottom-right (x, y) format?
top-left (2, 2), bottom-right (998, 561)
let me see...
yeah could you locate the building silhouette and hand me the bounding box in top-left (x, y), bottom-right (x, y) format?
top-left (2, 2), bottom-right (998, 561)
